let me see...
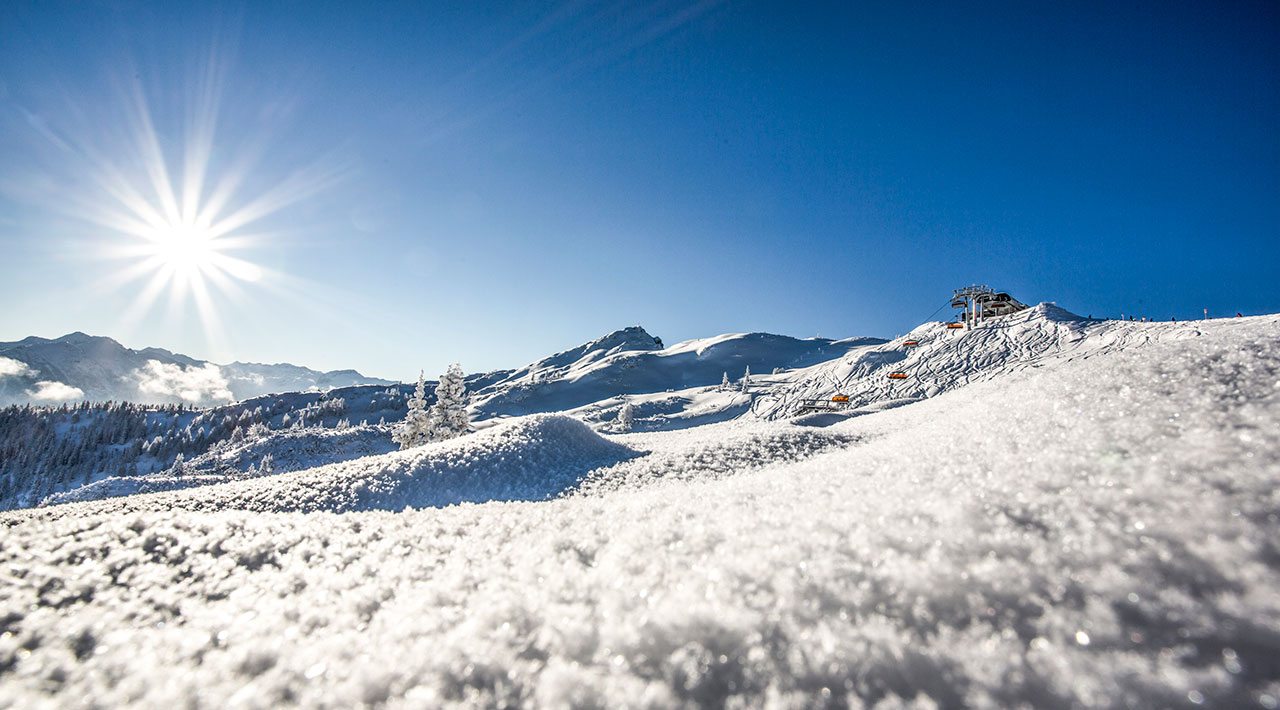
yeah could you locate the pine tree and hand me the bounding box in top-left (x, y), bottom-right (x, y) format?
top-left (393, 371), bottom-right (434, 450)
top-left (616, 401), bottom-right (635, 433)
top-left (721, 372), bottom-right (730, 391)
top-left (429, 363), bottom-right (470, 441)
top-left (740, 365), bottom-right (751, 393)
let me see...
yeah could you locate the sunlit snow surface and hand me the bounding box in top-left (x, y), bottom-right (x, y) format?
top-left (2, 316), bottom-right (1279, 707)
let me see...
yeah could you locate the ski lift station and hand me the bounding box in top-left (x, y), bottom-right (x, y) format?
top-left (796, 285), bottom-right (1029, 414)
top-left (950, 285), bottom-right (1028, 324)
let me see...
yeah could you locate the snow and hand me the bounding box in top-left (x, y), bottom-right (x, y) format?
top-left (1, 313), bottom-right (1277, 706)
top-left (0, 332), bottom-right (392, 406)
top-left (34, 415), bottom-right (640, 514)
top-left (752, 304), bottom-right (1213, 419)
top-left (43, 424), bottom-right (399, 507)
top-left (469, 327), bottom-right (884, 420)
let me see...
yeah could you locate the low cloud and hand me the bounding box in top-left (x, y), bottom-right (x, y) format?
top-left (27, 381), bottom-right (85, 402)
top-left (132, 360), bottom-right (234, 404)
top-left (0, 356), bottom-right (35, 378)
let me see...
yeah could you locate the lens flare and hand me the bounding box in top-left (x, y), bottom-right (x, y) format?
top-left (11, 49), bottom-right (344, 352)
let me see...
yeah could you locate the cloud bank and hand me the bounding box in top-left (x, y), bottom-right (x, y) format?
top-left (0, 357), bottom-right (35, 378)
top-left (132, 360), bottom-right (234, 404)
top-left (26, 381), bottom-right (85, 402)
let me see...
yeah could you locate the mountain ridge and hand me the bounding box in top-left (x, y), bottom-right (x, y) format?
top-left (0, 332), bottom-right (395, 406)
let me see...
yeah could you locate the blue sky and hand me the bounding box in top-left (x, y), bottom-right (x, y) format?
top-left (1, 1), bottom-right (1277, 380)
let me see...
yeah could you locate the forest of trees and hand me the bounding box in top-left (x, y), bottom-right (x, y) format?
top-left (0, 384), bottom-right (414, 510)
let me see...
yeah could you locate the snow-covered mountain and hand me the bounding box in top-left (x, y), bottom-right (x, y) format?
top-left (0, 332), bottom-right (394, 406)
top-left (469, 325), bottom-right (885, 419)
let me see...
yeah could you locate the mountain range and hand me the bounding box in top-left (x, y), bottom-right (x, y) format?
top-left (0, 332), bottom-right (394, 406)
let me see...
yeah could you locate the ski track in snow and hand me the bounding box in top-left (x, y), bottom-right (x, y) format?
top-left (0, 314), bottom-right (1278, 707)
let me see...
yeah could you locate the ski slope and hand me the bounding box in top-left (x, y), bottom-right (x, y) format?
top-left (753, 303), bottom-right (1211, 419)
top-left (1, 313), bottom-right (1277, 707)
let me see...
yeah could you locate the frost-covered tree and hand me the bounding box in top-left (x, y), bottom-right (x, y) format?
top-left (429, 363), bottom-right (470, 441)
top-left (259, 453), bottom-right (274, 475)
top-left (170, 452), bottom-right (185, 476)
top-left (393, 371), bottom-right (435, 450)
top-left (616, 401), bottom-right (635, 433)
top-left (740, 365), bottom-right (751, 393)
top-left (721, 372), bottom-right (730, 391)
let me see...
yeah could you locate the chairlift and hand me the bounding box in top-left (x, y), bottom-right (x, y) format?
top-left (831, 395), bottom-right (850, 403)
top-left (887, 372), bottom-right (909, 380)
top-left (902, 340), bottom-right (920, 347)
top-left (946, 323), bottom-right (965, 330)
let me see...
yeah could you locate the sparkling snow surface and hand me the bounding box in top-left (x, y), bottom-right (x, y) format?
top-left (1, 316), bottom-right (1278, 707)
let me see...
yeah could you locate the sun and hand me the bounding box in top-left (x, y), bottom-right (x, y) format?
top-left (150, 220), bottom-right (218, 275)
top-left (43, 69), bottom-right (344, 350)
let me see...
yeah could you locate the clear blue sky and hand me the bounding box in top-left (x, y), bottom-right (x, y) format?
top-left (1, 1), bottom-right (1277, 380)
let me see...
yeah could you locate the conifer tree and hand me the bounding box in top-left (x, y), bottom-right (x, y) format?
top-left (393, 371), bottom-right (434, 450)
top-left (429, 363), bottom-right (470, 441)
top-left (617, 401), bottom-right (635, 433)
top-left (740, 365), bottom-right (751, 393)
top-left (721, 372), bottom-right (730, 391)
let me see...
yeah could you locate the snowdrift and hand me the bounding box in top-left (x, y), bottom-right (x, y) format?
top-left (39, 415), bottom-right (640, 514)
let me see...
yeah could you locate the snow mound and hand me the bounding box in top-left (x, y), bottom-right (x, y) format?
top-left (577, 422), bottom-right (858, 494)
top-left (44, 425), bottom-right (398, 506)
top-left (39, 415), bottom-right (641, 514)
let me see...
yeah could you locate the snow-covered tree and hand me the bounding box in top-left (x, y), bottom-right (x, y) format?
top-left (617, 401), bottom-right (635, 433)
top-left (170, 452), bottom-right (185, 475)
top-left (740, 365), bottom-right (751, 393)
top-left (429, 363), bottom-right (470, 441)
top-left (259, 453), bottom-right (274, 475)
top-left (721, 372), bottom-right (730, 391)
top-left (393, 371), bottom-right (435, 450)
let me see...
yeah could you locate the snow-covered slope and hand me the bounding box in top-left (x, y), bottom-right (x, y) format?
top-left (1, 313), bottom-right (1276, 707)
top-left (38, 415), bottom-right (641, 514)
top-left (752, 303), bottom-right (1205, 419)
top-left (0, 332), bottom-right (394, 406)
top-left (42, 423), bottom-right (399, 507)
top-left (469, 325), bottom-right (884, 419)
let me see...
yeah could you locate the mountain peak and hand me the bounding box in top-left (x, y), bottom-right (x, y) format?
top-left (57, 331), bottom-right (104, 343)
top-left (585, 326), bottom-right (661, 353)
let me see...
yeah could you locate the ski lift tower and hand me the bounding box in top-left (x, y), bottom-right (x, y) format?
top-left (951, 285), bottom-right (995, 326)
